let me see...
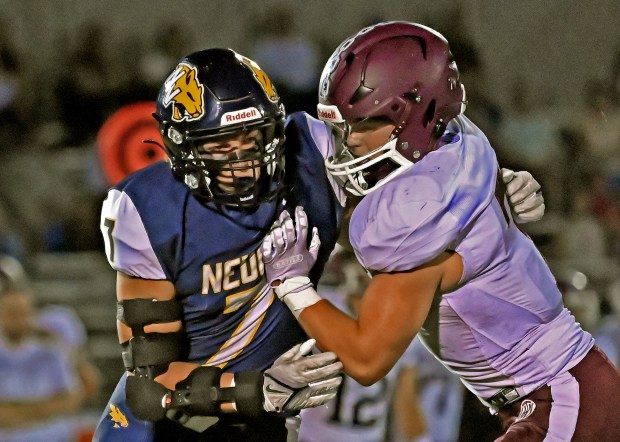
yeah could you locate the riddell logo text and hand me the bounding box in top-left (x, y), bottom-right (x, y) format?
top-left (221, 107), bottom-right (260, 126)
top-left (318, 109), bottom-right (337, 120)
top-left (316, 104), bottom-right (343, 123)
top-left (226, 109), bottom-right (257, 122)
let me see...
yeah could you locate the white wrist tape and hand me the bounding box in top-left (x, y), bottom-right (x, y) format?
top-left (273, 276), bottom-right (322, 318)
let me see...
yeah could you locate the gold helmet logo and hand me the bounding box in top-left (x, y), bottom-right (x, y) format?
top-left (238, 55), bottom-right (278, 103)
top-left (163, 63), bottom-right (205, 122)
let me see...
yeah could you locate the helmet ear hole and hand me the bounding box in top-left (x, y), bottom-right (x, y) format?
top-left (423, 100), bottom-right (436, 127)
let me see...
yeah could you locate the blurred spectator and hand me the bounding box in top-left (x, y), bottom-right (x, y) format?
top-left (55, 22), bottom-right (117, 146)
top-left (555, 185), bottom-right (607, 268)
top-left (137, 22), bottom-right (192, 99)
top-left (0, 263), bottom-right (85, 442)
top-left (249, 9), bottom-right (321, 115)
top-left (558, 127), bottom-right (589, 214)
top-left (611, 47), bottom-right (620, 107)
top-left (41, 194), bottom-right (103, 253)
top-left (113, 22), bottom-right (193, 106)
top-left (557, 269), bottom-right (620, 369)
top-left (582, 167), bottom-right (620, 267)
top-left (559, 269), bottom-right (603, 333)
top-left (601, 279), bottom-right (620, 366)
top-left (37, 304), bottom-right (101, 441)
top-left (0, 209), bottom-right (26, 264)
top-left (0, 256), bottom-right (100, 441)
top-left (498, 78), bottom-right (563, 211)
top-left (38, 304), bottom-right (101, 404)
top-left (0, 19), bottom-right (25, 146)
top-left (551, 172), bottom-right (620, 282)
top-left (434, 7), bottom-right (504, 146)
top-left (580, 79), bottom-right (620, 168)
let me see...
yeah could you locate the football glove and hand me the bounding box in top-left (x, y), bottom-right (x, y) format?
top-left (263, 339), bottom-right (342, 412)
top-left (262, 207), bottom-right (323, 317)
top-left (502, 168), bottom-right (545, 223)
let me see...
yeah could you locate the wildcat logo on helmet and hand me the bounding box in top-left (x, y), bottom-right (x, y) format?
top-left (162, 63), bottom-right (205, 122)
top-left (237, 55), bottom-right (279, 102)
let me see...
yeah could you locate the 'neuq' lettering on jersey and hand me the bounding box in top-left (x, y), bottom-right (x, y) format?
top-left (202, 247), bottom-right (265, 294)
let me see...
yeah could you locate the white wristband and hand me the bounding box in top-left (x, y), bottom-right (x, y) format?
top-left (273, 276), bottom-right (322, 318)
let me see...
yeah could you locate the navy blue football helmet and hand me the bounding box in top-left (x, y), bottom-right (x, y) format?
top-left (155, 48), bottom-right (286, 208)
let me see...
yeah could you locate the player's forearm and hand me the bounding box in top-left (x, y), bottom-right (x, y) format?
top-left (0, 392), bottom-right (82, 427)
top-left (154, 361), bottom-right (202, 390)
top-left (298, 300), bottom-right (395, 385)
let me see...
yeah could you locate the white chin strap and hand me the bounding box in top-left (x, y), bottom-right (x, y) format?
top-left (324, 138), bottom-right (413, 196)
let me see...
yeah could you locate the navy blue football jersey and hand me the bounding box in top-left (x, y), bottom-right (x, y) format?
top-left (101, 112), bottom-right (344, 371)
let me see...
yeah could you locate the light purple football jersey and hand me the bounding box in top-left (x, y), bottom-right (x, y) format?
top-left (349, 115), bottom-right (594, 403)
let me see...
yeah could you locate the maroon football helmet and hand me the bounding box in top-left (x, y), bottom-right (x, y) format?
top-left (318, 22), bottom-right (466, 195)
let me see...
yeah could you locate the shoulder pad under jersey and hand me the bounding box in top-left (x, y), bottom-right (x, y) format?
top-left (350, 118), bottom-right (498, 273)
top-left (285, 111), bottom-right (345, 206)
top-left (350, 172), bottom-right (460, 272)
top-left (101, 188), bottom-right (166, 279)
top-left (100, 164), bottom-right (175, 279)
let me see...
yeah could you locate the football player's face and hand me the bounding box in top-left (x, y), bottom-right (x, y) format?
top-left (345, 119), bottom-right (395, 157)
top-left (199, 129), bottom-right (263, 191)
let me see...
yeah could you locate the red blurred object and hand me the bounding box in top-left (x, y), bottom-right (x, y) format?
top-left (97, 101), bottom-right (167, 185)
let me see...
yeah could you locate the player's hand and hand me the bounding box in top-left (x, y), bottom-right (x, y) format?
top-left (263, 339), bottom-right (342, 412)
top-left (262, 207), bottom-right (324, 317)
top-left (502, 168), bottom-right (545, 223)
top-left (262, 206), bottom-right (321, 284)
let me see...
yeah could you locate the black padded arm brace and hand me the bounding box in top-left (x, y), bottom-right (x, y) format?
top-left (117, 298), bottom-right (186, 377)
top-left (117, 298), bottom-right (183, 333)
top-left (167, 367), bottom-right (265, 418)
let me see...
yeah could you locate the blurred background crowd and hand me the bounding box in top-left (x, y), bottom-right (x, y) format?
top-left (0, 0), bottom-right (619, 440)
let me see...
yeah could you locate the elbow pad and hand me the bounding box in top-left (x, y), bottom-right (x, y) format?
top-left (117, 298), bottom-right (186, 378)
